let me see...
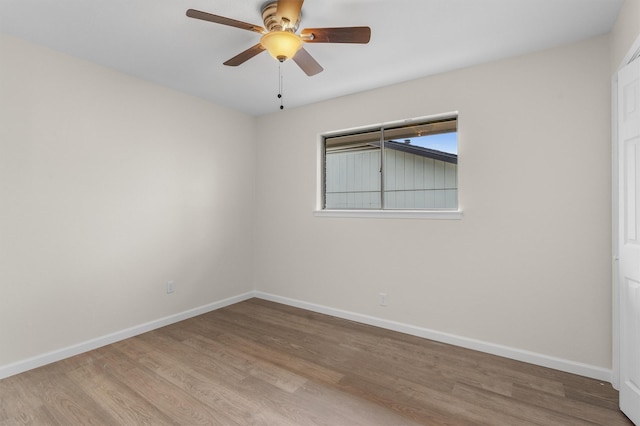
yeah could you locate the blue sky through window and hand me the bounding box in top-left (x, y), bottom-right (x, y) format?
top-left (393, 132), bottom-right (457, 155)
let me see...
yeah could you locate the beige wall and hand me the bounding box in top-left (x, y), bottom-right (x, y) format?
top-left (255, 35), bottom-right (613, 368)
top-left (611, 0), bottom-right (640, 70)
top-left (0, 34), bottom-right (256, 366)
top-left (1, 24), bottom-right (624, 373)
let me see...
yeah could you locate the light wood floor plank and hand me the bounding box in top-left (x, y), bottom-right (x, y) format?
top-left (66, 363), bottom-right (175, 425)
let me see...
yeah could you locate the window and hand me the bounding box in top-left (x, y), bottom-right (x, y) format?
top-left (321, 115), bottom-right (458, 213)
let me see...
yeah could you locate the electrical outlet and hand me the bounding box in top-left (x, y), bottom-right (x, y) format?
top-left (167, 280), bottom-right (175, 294)
top-left (379, 292), bottom-right (388, 307)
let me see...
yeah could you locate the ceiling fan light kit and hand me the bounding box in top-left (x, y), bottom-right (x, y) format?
top-left (186, 0), bottom-right (371, 75)
top-left (260, 31), bottom-right (303, 62)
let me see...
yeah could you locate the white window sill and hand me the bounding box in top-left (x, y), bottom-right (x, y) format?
top-left (313, 209), bottom-right (463, 220)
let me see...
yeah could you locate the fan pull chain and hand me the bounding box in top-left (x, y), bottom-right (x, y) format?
top-left (277, 63), bottom-right (284, 110)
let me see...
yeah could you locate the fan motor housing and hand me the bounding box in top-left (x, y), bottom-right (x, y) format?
top-left (261, 1), bottom-right (300, 32)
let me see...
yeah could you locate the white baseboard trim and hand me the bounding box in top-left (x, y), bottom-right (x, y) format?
top-left (0, 292), bottom-right (254, 380)
top-left (2, 290), bottom-right (612, 384)
top-left (254, 291), bottom-right (613, 383)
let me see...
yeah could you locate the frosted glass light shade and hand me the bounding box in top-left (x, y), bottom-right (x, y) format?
top-left (260, 31), bottom-right (303, 62)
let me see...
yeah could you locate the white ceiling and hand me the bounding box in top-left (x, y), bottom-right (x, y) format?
top-left (0, 0), bottom-right (624, 116)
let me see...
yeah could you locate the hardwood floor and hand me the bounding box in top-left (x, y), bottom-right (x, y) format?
top-left (0, 298), bottom-right (633, 425)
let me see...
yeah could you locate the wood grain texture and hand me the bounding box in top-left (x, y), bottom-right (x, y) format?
top-left (0, 298), bottom-right (633, 425)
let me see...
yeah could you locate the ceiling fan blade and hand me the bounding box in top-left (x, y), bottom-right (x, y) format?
top-left (186, 9), bottom-right (265, 34)
top-left (293, 47), bottom-right (323, 76)
top-left (223, 43), bottom-right (266, 66)
top-left (301, 27), bottom-right (371, 44)
top-left (276, 0), bottom-right (304, 28)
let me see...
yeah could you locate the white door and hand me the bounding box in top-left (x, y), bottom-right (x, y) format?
top-left (619, 56), bottom-right (640, 425)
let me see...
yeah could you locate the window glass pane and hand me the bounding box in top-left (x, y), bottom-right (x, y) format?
top-left (323, 117), bottom-right (457, 210)
top-left (325, 130), bottom-right (382, 209)
top-left (383, 120), bottom-right (458, 209)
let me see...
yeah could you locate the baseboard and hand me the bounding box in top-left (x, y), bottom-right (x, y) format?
top-left (0, 291), bottom-right (255, 380)
top-left (254, 291), bottom-right (613, 383)
top-left (2, 290), bottom-right (613, 383)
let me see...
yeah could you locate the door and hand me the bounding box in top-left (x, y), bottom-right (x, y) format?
top-left (618, 56), bottom-right (640, 424)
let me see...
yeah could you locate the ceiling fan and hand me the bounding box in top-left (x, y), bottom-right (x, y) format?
top-left (186, 0), bottom-right (371, 76)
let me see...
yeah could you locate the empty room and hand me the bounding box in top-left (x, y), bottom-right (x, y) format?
top-left (1, 0), bottom-right (640, 424)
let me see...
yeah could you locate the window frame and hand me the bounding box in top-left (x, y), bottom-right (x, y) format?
top-left (315, 112), bottom-right (463, 220)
